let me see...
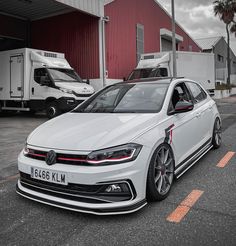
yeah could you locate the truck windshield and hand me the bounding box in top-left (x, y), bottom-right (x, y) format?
top-left (73, 83), bottom-right (169, 113)
top-left (47, 68), bottom-right (83, 83)
top-left (128, 67), bottom-right (168, 80)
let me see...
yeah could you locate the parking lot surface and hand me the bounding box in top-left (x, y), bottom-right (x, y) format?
top-left (1, 96), bottom-right (236, 246)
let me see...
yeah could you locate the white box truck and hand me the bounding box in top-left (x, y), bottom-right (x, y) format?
top-left (128, 51), bottom-right (215, 94)
top-left (0, 48), bottom-right (95, 118)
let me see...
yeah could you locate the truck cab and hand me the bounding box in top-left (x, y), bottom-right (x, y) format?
top-left (127, 51), bottom-right (215, 95)
top-left (128, 53), bottom-right (170, 80)
top-left (0, 48), bottom-right (95, 118)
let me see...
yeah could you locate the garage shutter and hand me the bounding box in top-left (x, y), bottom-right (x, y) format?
top-left (161, 38), bottom-right (172, 52)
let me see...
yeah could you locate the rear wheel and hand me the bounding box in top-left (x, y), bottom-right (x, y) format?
top-left (146, 143), bottom-right (174, 201)
top-left (212, 118), bottom-right (222, 149)
top-left (46, 102), bottom-right (61, 119)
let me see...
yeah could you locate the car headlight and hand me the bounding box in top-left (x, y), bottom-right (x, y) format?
top-left (59, 88), bottom-right (73, 94)
top-left (23, 145), bottom-right (29, 156)
top-left (87, 143), bottom-right (142, 164)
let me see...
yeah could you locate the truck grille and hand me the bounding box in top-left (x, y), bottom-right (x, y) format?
top-left (73, 92), bottom-right (93, 98)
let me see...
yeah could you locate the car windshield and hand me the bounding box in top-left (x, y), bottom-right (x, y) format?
top-left (47, 68), bottom-right (83, 83)
top-left (73, 83), bottom-right (169, 113)
top-left (128, 68), bottom-right (168, 80)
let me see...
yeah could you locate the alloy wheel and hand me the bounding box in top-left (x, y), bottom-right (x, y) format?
top-left (153, 145), bottom-right (174, 196)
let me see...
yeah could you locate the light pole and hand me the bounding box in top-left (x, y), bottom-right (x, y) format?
top-left (171, 0), bottom-right (177, 77)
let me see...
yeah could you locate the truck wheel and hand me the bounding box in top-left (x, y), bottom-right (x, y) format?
top-left (46, 102), bottom-right (61, 119)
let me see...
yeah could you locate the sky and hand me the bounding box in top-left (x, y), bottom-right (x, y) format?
top-left (157, 0), bottom-right (236, 54)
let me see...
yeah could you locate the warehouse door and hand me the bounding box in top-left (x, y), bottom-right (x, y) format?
top-left (10, 55), bottom-right (24, 98)
top-left (161, 38), bottom-right (172, 52)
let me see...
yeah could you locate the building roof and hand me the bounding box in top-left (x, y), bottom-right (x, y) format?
top-left (195, 36), bottom-right (222, 50)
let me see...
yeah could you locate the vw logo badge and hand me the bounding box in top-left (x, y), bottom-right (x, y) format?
top-left (46, 150), bottom-right (57, 165)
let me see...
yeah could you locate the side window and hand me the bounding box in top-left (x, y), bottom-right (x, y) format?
top-left (168, 82), bottom-right (192, 112)
top-left (34, 68), bottom-right (50, 84)
top-left (187, 83), bottom-right (207, 104)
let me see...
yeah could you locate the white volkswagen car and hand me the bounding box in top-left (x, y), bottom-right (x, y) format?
top-left (16, 78), bottom-right (222, 215)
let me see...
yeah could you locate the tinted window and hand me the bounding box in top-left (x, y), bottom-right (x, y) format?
top-left (187, 83), bottom-right (207, 103)
top-left (168, 82), bottom-right (192, 112)
top-left (128, 68), bottom-right (168, 80)
top-left (34, 68), bottom-right (50, 84)
top-left (74, 83), bottom-right (169, 113)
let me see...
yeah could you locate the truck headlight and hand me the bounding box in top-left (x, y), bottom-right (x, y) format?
top-left (87, 143), bottom-right (142, 165)
top-left (59, 88), bottom-right (73, 94)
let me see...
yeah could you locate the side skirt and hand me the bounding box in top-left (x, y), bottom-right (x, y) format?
top-left (174, 140), bottom-right (213, 179)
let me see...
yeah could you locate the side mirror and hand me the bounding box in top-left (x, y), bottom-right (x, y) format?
top-left (83, 79), bottom-right (90, 84)
top-left (169, 101), bottom-right (194, 115)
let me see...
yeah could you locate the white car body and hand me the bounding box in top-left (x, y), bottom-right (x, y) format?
top-left (16, 78), bottom-right (221, 215)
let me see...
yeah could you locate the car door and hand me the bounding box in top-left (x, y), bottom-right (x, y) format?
top-left (166, 82), bottom-right (202, 165)
top-left (186, 82), bottom-right (214, 146)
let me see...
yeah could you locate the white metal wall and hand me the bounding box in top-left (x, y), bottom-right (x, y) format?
top-left (56, 0), bottom-right (104, 17)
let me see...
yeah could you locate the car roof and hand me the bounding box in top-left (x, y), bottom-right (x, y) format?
top-left (121, 77), bottom-right (185, 85)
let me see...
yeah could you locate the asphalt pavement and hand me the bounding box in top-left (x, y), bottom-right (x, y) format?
top-left (0, 96), bottom-right (236, 246)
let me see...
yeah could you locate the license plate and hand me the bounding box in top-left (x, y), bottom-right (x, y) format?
top-left (31, 167), bottom-right (68, 185)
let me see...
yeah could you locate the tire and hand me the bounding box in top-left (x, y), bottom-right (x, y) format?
top-left (146, 143), bottom-right (175, 201)
top-left (46, 102), bottom-right (61, 119)
top-left (212, 118), bottom-right (222, 149)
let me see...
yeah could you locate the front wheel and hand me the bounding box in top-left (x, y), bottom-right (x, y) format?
top-left (212, 118), bottom-right (222, 149)
top-left (146, 143), bottom-right (175, 201)
top-left (46, 102), bottom-right (61, 119)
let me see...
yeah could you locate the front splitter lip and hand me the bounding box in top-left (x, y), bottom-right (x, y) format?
top-left (16, 182), bottom-right (147, 216)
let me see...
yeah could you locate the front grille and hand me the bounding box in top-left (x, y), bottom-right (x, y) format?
top-left (73, 92), bottom-right (93, 98)
top-left (25, 148), bottom-right (89, 165)
top-left (20, 172), bottom-right (133, 203)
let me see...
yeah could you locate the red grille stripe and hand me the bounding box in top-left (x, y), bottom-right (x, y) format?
top-left (57, 157), bottom-right (87, 162)
top-left (28, 153), bottom-right (46, 158)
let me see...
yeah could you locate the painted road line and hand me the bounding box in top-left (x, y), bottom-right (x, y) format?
top-left (217, 151), bottom-right (235, 168)
top-left (0, 174), bottom-right (19, 184)
top-left (167, 190), bottom-right (204, 223)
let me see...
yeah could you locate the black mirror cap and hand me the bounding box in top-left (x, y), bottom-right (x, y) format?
top-left (83, 79), bottom-right (90, 84)
top-left (169, 101), bottom-right (194, 115)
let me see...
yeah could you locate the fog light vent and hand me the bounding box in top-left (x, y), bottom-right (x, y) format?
top-left (105, 184), bottom-right (122, 193)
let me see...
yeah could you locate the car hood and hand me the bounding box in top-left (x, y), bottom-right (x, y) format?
top-left (27, 113), bottom-right (160, 151)
top-left (55, 82), bottom-right (94, 94)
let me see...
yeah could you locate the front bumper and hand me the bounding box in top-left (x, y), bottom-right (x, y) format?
top-left (16, 181), bottom-right (146, 215)
top-left (16, 149), bottom-right (149, 215)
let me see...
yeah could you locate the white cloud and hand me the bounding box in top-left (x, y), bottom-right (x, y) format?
top-left (157, 0), bottom-right (236, 54)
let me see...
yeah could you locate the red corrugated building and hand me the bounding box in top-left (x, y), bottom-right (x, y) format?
top-left (105, 0), bottom-right (201, 82)
top-left (0, 0), bottom-right (201, 90)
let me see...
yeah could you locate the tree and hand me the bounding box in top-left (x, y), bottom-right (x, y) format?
top-left (213, 0), bottom-right (236, 86)
top-left (230, 1), bottom-right (236, 36)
